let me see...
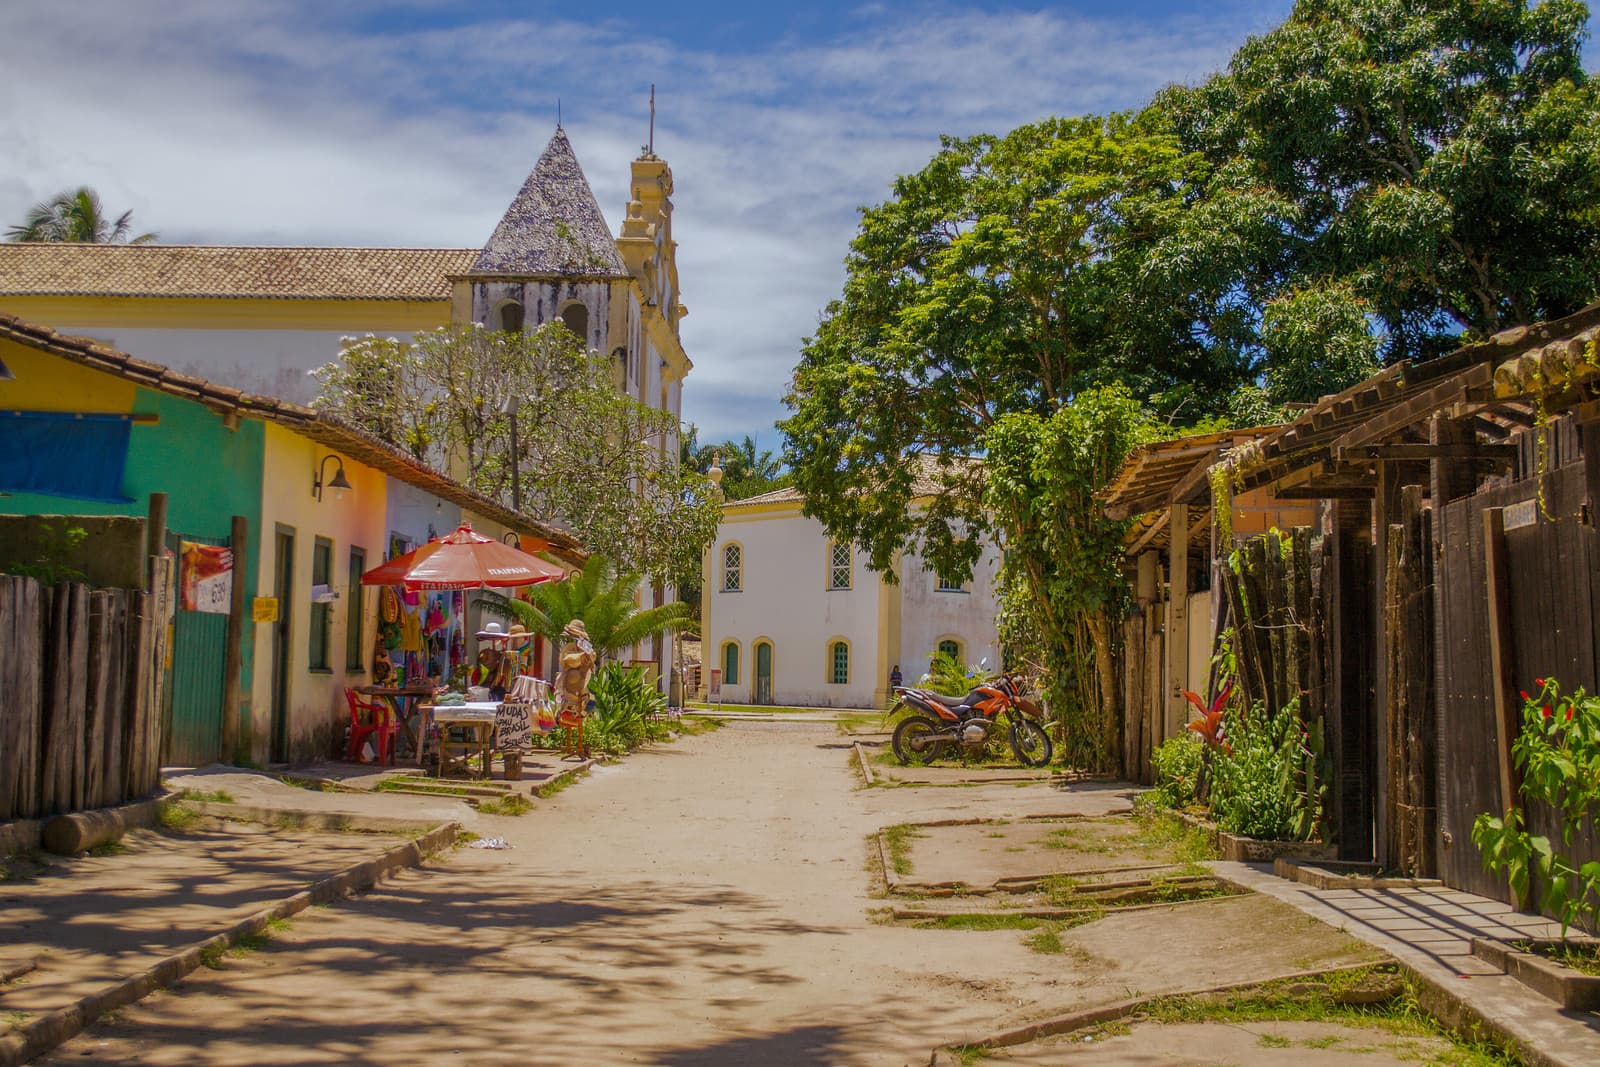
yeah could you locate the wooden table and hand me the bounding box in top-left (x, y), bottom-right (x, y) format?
top-left (357, 685), bottom-right (438, 764)
top-left (421, 703), bottom-right (498, 780)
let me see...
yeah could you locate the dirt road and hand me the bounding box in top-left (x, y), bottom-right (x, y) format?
top-left (42, 722), bottom-right (1376, 1065)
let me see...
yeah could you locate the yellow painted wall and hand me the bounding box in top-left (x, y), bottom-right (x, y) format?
top-left (1, 295), bottom-right (449, 332)
top-left (250, 422), bottom-right (390, 764)
top-left (0, 337), bottom-right (137, 413)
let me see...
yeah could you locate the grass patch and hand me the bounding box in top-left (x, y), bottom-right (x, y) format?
top-left (536, 769), bottom-right (588, 799)
top-left (158, 798), bottom-right (202, 833)
top-left (5, 1010), bottom-right (30, 1033)
top-left (280, 776), bottom-right (340, 792)
top-left (950, 1045), bottom-right (990, 1066)
top-left (88, 840), bottom-right (130, 857)
top-left (201, 917), bottom-right (292, 970)
top-left (881, 823), bottom-right (925, 876)
top-left (1024, 925), bottom-right (1066, 954)
top-left (1513, 940), bottom-right (1600, 976)
top-left (1132, 807), bottom-right (1220, 868)
top-left (477, 793), bottom-right (532, 817)
top-left (375, 779), bottom-right (472, 797)
top-left (183, 788), bottom-right (235, 804)
top-left (1258, 1033), bottom-right (1293, 1048)
top-left (1138, 970), bottom-right (1519, 1066)
top-left (672, 716), bottom-right (725, 737)
top-left (929, 913), bottom-right (1046, 931)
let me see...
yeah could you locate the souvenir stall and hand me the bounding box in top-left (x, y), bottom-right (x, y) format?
top-left (359, 523), bottom-right (566, 777)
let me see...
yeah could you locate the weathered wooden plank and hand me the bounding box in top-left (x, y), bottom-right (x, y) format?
top-left (83, 590), bottom-right (113, 811)
top-left (14, 577), bottom-right (43, 819)
top-left (1482, 507), bottom-right (1521, 829)
top-left (0, 577), bottom-right (18, 820)
top-left (101, 593), bottom-right (127, 805)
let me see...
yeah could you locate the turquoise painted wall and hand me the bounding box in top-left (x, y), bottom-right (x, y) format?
top-left (0, 383), bottom-right (266, 744)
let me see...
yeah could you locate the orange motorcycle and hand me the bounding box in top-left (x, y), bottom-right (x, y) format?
top-left (891, 670), bottom-right (1052, 767)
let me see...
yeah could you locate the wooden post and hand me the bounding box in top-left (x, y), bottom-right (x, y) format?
top-left (221, 515), bottom-right (248, 763)
top-left (1482, 507), bottom-right (1521, 820)
top-left (1372, 463), bottom-right (1400, 868)
top-left (1166, 503), bottom-right (1189, 742)
top-left (145, 492), bottom-right (168, 593)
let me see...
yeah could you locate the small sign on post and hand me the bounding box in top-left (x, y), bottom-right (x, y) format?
top-left (251, 597), bottom-right (279, 623)
top-left (179, 542), bottom-right (232, 614)
top-left (709, 667), bottom-right (722, 708)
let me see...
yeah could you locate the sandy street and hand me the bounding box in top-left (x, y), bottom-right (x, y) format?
top-left (39, 722), bottom-right (1378, 1065)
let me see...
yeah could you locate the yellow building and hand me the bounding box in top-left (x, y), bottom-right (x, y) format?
top-left (0, 312), bottom-right (583, 766)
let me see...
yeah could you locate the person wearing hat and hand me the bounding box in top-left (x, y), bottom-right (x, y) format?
top-left (554, 620), bottom-right (596, 759)
top-left (471, 622), bottom-right (513, 699)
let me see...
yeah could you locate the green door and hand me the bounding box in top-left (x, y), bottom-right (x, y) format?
top-left (754, 642), bottom-right (773, 705)
top-left (164, 531), bottom-right (229, 766)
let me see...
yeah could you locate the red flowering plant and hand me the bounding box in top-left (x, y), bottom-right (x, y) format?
top-left (1472, 677), bottom-right (1600, 939)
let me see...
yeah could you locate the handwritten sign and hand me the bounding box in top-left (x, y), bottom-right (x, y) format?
top-left (179, 542), bottom-right (232, 614)
top-left (495, 702), bottom-right (535, 752)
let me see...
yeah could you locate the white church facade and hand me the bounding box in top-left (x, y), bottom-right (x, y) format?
top-left (700, 482), bottom-right (1003, 709)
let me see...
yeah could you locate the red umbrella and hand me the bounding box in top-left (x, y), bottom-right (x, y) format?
top-left (361, 523), bottom-right (565, 591)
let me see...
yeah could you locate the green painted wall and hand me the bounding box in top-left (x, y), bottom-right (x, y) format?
top-left (0, 384), bottom-right (266, 747)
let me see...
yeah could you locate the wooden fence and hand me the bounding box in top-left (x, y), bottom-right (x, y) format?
top-left (0, 559), bottom-right (173, 821)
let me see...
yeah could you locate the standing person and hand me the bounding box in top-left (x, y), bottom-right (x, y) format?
top-left (889, 664), bottom-right (902, 690)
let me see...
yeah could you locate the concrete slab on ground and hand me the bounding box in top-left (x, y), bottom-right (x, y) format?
top-left (978, 1018), bottom-right (1458, 1065)
top-left (1223, 861), bottom-right (1600, 1066)
top-left (0, 822), bottom-right (409, 1025)
top-left (892, 816), bottom-right (1175, 888)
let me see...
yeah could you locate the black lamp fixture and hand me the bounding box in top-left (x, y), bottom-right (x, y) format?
top-left (313, 454), bottom-right (352, 502)
top-left (502, 531), bottom-right (520, 546)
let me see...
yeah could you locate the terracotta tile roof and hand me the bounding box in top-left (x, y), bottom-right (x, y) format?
top-left (722, 454), bottom-right (981, 511)
top-left (0, 244), bottom-right (476, 301)
top-left (0, 312), bottom-right (584, 561)
top-left (470, 129), bottom-right (629, 279)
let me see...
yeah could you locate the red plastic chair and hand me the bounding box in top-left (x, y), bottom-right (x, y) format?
top-left (344, 689), bottom-right (398, 764)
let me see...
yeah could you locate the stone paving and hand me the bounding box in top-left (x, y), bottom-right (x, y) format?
top-left (1223, 862), bottom-right (1600, 1065)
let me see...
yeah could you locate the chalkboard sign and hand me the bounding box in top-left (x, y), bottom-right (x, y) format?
top-left (495, 702), bottom-right (535, 752)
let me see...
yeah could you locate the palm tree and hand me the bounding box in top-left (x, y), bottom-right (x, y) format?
top-left (483, 553), bottom-right (691, 660)
top-left (7, 187), bottom-right (157, 244)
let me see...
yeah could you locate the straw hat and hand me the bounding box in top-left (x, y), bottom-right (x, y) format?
top-left (475, 621), bottom-right (510, 642)
top-left (561, 619), bottom-right (589, 640)
top-left (507, 623), bottom-right (532, 648)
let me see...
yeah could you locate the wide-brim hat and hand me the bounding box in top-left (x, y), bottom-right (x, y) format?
top-left (561, 620), bottom-right (589, 640)
top-left (507, 623), bottom-right (532, 646)
top-left (476, 621), bottom-right (511, 642)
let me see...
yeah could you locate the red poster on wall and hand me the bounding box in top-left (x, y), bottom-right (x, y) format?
top-left (179, 542), bottom-right (233, 614)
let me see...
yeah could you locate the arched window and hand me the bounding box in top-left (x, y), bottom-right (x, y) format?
top-left (722, 543), bottom-right (742, 592)
top-left (937, 638), bottom-right (963, 662)
top-left (828, 640), bottom-right (849, 685)
top-left (560, 302), bottom-right (589, 345)
top-left (721, 641), bottom-right (740, 686)
top-left (498, 300), bottom-right (525, 332)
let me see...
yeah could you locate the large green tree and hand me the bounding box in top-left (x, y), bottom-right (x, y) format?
top-left (780, 113), bottom-right (1232, 583)
top-left (1159, 0), bottom-right (1600, 366)
top-left (312, 324), bottom-right (719, 587)
top-left (6, 186), bottom-right (156, 244)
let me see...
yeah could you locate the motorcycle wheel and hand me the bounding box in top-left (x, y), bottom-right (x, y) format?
top-left (1009, 717), bottom-right (1053, 767)
top-left (892, 714), bottom-right (952, 766)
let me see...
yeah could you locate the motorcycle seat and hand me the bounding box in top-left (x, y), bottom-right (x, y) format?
top-left (913, 689), bottom-right (971, 711)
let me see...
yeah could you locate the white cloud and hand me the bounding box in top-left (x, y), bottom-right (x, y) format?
top-left (0, 1), bottom-right (1288, 441)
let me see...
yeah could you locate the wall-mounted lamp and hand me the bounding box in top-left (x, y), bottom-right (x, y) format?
top-left (313, 454), bottom-right (352, 502)
top-left (502, 531), bottom-right (520, 547)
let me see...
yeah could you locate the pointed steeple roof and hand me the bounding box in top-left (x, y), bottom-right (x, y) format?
top-left (471, 129), bottom-right (629, 278)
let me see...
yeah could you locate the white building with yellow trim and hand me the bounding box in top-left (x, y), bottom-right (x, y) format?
top-left (700, 483), bottom-right (1002, 709)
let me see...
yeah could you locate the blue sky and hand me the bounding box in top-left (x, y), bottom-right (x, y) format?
top-left (3, 1), bottom-right (1585, 448)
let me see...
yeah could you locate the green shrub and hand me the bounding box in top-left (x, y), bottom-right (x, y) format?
top-left (1207, 699), bottom-right (1325, 842)
top-left (586, 664), bottom-right (669, 755)
top-left (1149, 734), bottom-right (1203, 809)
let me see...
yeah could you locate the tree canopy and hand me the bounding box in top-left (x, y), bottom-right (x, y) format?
top-left (778, 0), bottom-right (1600, 770)
top-left (312, 324), bottom-right (719, 587)
top-left (6, 187), bottom-right (157, 244)
top-left (483, 553), bottom-right (691, 660)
